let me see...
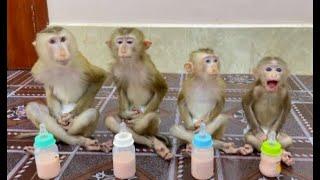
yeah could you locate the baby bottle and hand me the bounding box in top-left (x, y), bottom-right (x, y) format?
top-left (191, 123), bottom-right (214, 180)
top-left (113, 122), bottom-right (136, 179)
top-left (259, 131), bottom-right (282, 177)
top-left (34, 123), bottom-right (60, 179)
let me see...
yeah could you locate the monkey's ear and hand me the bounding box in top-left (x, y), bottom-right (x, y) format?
top-left (184, 62), bottom-right (193, 73)
top-left (32, 41), bottom-right (36, 46)
top-left (252, 67), bottom-right (259, 79)
top-left (143, 40), bottom-right (152, 49)
top-left (105, 41), bottom-right (112, 48)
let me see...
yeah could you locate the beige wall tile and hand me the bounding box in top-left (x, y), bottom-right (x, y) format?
top-left (59, 25), bottom-right (312, 75)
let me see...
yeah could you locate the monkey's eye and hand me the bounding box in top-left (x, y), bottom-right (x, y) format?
top-left (213, 59), bottom-right (218, 63)
top-left (49, 39), bottom-right (56, 44)
top-left (265, 67), bottom-right (272, 72)
top-left (205, 59), bottom-right (211, 64)
top-left (126, 39), bottom-right (134, 44)
top-left (116, 39), bottom-right (123, 44)
top-left (276, 67), bottom-right (282, 72)
top-left (60, 36), bottom-right (66, 42)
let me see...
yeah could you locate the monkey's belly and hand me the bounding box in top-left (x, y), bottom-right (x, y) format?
top-left (127, 85), bottom-right (152, 107)
top-left (188, 101), bottom-right (215, 120)
top-left (53, 83), bottom-right (87, 105)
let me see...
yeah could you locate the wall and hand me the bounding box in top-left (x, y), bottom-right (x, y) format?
top-left (47, 0), bottom-right (312, 24)
top-left (47, 0), bottom-right (313, 75)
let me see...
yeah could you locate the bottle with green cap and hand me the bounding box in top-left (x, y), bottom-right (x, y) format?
top-left (112, 122), bottom-right (136, 179)
top-left (34, 123), bottom-right (60, 179)
top-left (259, 131), bottom-right (282, 177)
top-left (191, 123), bottom-right (214, 179)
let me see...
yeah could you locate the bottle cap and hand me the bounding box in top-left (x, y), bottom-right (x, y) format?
top-left (113, 122), bottom-right (134, 148)
top-left (34, 123), bottom-right (56, 149)
top-left (192, 123), bottom-right (214, 149)
top-left (260, 132), bottom-right (282, 157)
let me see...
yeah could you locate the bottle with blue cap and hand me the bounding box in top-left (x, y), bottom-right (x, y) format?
top-left (112, 122), bottom-right (136, 179)
top-left (191, 123), bottom-right (214, 179)
top-left (34, 123), bottom-right (60, 179)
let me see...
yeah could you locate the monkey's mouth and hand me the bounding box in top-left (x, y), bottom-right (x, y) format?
top-left (119, 55), bottom-right (132, 59)
top-left (266, 80), bottom-right (278, 91)
top-left (57, 60), bottom-right (70, 65)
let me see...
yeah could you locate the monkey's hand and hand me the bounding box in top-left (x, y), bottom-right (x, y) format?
top-left (58, 113), bottom-right (74, 128)
top-left (121, 110), bottom-right (141, 119)
top-left (255, 131), bottom-right (267, 141)
top-left (193, 119), bottom-right (203, 129)
top-left (82, 137), bottom-right (101, 151)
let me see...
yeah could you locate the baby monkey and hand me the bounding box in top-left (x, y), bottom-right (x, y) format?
top-left (170, 48), bottom-right (252, 155)
top-left (104, 28), bottom-right (172, 160)
top-left (242, 56), bottom-right (294, 166)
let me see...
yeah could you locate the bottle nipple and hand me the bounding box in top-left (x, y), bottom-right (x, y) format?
top-left (39, 123), bottom-right (48, 136)
top-left (268, 131), bottom-right (276, 145)
top-left (199, 123), bottom-right (206, 137)
top-left (119, 122), bottom-right (127, 133)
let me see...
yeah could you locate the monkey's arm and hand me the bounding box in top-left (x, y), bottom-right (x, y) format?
top-left (178, 93), bottom-right (194, 130)
top-left (242, 88), bottom-right (263, 133)
top-left (45, 86), bottom-right (62, 119)
top-left (118, 88), bottom-right (137, 119)
top-left (204, 95), bottom-right (225, 124)
top-left (143, 72), bottom-right (168, 113)
top-left (271, 92), bottom-right (291, 133)
top-left (71, 68), bottom-right (106, 115)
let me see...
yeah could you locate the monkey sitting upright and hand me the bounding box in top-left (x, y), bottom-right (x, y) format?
top-left (104, 28), bottom-right (172, 160)
top-left (242, 56), bottom-right (294, 166)
top-left (21, 26), bottom-right (108, 152)
top-left (170, 48), bottom-right (252, 155)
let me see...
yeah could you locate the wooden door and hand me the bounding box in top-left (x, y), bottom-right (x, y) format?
top-left (7, 0), bottom-right (49, 70)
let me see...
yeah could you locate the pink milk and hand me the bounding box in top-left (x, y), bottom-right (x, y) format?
top-left (35, 152), bottom-right (60, 179)
top-left (113, 151), bottom-right (136, 179)
top-left (191, 150), bottom-right (214, 179)
top-left (259, 154), bottom-right (281, 177)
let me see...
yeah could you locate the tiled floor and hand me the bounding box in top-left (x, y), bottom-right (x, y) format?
top-left (7, 70), bottom-right (313, 180)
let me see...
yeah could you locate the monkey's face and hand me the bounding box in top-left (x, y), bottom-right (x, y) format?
top-left (259, 60), bottom-right (287, 92)
top-left (185, 53), bottom-right (220, 76)
top-left (113, 35), bottom-right (140, 60)
top-left (46, 34), bottom-right (71, 65)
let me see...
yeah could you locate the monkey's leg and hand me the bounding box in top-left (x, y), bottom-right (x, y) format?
top-left (130, 112), bottom-right (159, 134)
top-left (277, 132), bottom-right (294, 166)
top-left (105, 115), bottom-right (154, 147)
top-left (244, 131), bottom-right (263, 151)
top-left (67, 108), bottom-right (99, 137)
top-left (205, 114), bottom-right (229, 135)
top-left (169, 124), bottom-right (193, 143)
top-left (25, 102), bottom-right (89, 146)
top-left (105, 115), bottom-right (172, 160)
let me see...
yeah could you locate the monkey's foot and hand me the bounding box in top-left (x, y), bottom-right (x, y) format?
top-left (83, 138), bottom-right (101, 151)
top-left (23, 146), bottom-right (34, 155)
top-left (238, 144), bottom-right (254, 155)
top-left (99, 140), bottom-right (113, 153)
top-left (181, 143), bottom-right (192, 157)
top-left (281, 150), bottom-right (295, 166)
top-left (153, 137), bottom-right (173, 160)
top-left (221, 142), bottom-right (240, 154)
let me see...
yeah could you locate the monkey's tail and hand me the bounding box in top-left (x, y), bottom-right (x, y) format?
top-left (155, 133), bottom-right (172, 147)
top-left (14, 132), bottom-right (38, 139)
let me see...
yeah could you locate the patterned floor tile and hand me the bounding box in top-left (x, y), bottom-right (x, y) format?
top-left (8, 154), bottom-right (70, 180)
top-left (220, 157), bottom-right (312, 180)
top-left (292, 103), bottom-right (313, 135)
top-left (7, 71), bottom-right (33, 86)
top-left (60, 154), bottom-right (169, 180)
top-left (163, 73), bottom-right (181, 88)
top-left (6, 71), bottom-right (313, 179)
top-left (296, 75), bottom-right (313, 91)
top-left (7, 152), bottom-right (25, 174)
